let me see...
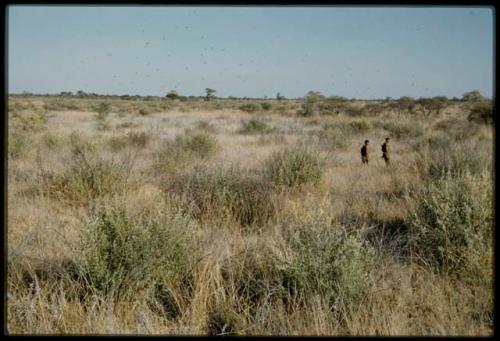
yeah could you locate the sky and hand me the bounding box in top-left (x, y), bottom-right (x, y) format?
top-left (7, 6), bottom-right (495, 99)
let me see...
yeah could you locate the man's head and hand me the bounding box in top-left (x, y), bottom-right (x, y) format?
top-left (364, 140), bottom-right (369, 145)
top-left (385, 137), bottom-right (390, 142)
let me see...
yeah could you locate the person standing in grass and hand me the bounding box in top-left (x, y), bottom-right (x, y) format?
top-left (381, 137), bottom-right (391, 165)
top-left (361, 139), bottom-right (370, 164)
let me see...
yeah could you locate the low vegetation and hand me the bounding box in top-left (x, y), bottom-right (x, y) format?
top-left (7, 93), bottom-right (493, 335)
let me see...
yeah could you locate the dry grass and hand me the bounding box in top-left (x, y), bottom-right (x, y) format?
top-left (6, 96), bottom-right (493, 335)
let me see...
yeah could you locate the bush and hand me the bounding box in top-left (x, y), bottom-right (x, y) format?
top-left (42, 132), bottom-right (62, 150)
top-left (433, 118), bottom-right (481, 141)
top-left (108, 135), bottom-right (129, 152)
top-left (176, 133), bottom-right (218, 158)
top-left (277, 215), bottom-right (375, 307)
top-left (260, 102), bottom-right (272, 110)
top-left (43, 133), bottom-right (130, 204)
top-left (11, 108), bottom-right (48, 131)
top-left (408, 171), bottom-right (492, 277)
top-left (423, 139), bottom-right (491, 179)
top-left (348, 120), bottom-right (372, 134)
top-left (80, 197), bottom-right (197, 302)
top-left (8, 131), bottom-right (31, 159)
top-left (94, 102), bottom-right (111, 121)
top-left (468, 102), bottom-right (494, 125)
top-left (383, 121), bottom-right (424, 139)
top-left (138, 106), bottom-right (152, 116)
top-left (238, 118), bottom-right (273, 134)
top-left (263, 147), bottom-right (324, 188)
top-left (239, 103), bottom-right (261, 113)
top-left (127, 131), bottom-right (150, 148)
top-left (168, 166), bottom-right (278, 227)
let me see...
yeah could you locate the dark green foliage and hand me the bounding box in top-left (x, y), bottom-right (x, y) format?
top-left (468, 102), bottom-right (494, 125)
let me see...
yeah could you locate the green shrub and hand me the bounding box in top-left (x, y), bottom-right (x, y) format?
top-left (176, 133), bottom-right (218, 158)
top-left (8, 131), bottom-right (31, 159)
top-left (220, 244), bottom-right (285, 313)
top-left (348, 120), bottom-right (372, 134)
top-left (42, 132), bottom-right (62, 150)
top-left (433, 118), bottom-right (481, 141)
top-left (260, 102), bottom-right (272, 110)
top-left (315, 130), bottom-right (350, 150)
top-left (94, 102), bottom-right (111, 121)
top-left (424, 139), bottom-right (491, 179)
top-left (43, 134), bottom-right (130, 204)
top-left (153, 140), bottom-right (195, 175)
top-left (80, 197), bottom-right (197, 302)
top-left (108, 135), bottom-right (129, 152)
top-left (11, 108), bottom-right (48, 131)
top-left (138, 107), bottom-right (151, 116)
top-left (239, 103), bottom-right (261, 113)
top-left (264, 147), bottom-right (324, 188)
top-left (127, 131), bottom-right (150, 148)
top-left (195, 120), bottom-right (216, 133)
top-left (468, 102), bottom-right (493, 125)
top-left (383, 121), bottom-right (424, 139)
top-left (116, 121), bottom-right (138, 129)
top-left (408, 171), bottom-right (492, 277)
top-left (277, 215), bottom-right (374, 307)
top-left (168, 166), bottom-right (278, 227)
top-left (238, 118), bottom-right (273, 134)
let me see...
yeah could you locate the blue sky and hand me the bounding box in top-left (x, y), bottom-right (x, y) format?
top-left (7, 6), bottom-right (494, 99)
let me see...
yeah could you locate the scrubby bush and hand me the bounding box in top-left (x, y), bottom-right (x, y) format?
top-left (239, 103), bottom-right (261, 113)
top-left (168, 166), bottom-right (278, 227)
top-left (383, 121), bottom-right (424, 139)
top-left (42, 132), bottom-right (62, 150)
top-left (138, 107), bottom-right (152, 116)
top-left (277, 215), bottom-right (375, 307)
top-left (80, 197), bottom-right (197, 303)
top-left (264, 147), bottom-right (324, 188)
top-left (94, 102), bottom-right (111, 120)
top-left (11, 108), bottom-right (48, 131)
top-left (468, 102), bottom-right (494, 125)
top-left (433, 118), bottom-right (481, 141)
top-left (260, 102), bottom-right (272, 110)
top-left (127, 131), bottom-right (150, 148)
top-left (8, 131), bottom-right (31, 159)
top-left (238, 118), bottom-right (273, 134)
top-left (195, 120), bottom-right (217, 133)
top-left (422, 139), bottom-right (492, 179)
top-left (42, 133), bottom-right (130, 204)
top-left (408, 171), bottom-right (492, 277)
top-left (176, 133), bottom-right (218, 158)
top-left (108, 135), bottom-right (129, 152)
top-left (299, 91), bottom-right (324, 117)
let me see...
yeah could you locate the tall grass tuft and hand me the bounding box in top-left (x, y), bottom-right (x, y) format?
top-left (263, 147), bottom-right (324, 189)
top-left (238, 118), bottom-right (273, 134)
top-left (42, 133), bottom-right (130, 204)
top-left (407, 171), bottom-right (492, 278)
top-left (168, 166), bottom-right (278, 227)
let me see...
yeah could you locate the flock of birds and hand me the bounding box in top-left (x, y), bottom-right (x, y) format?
top-left (75, 24), bottom-right (428, 96)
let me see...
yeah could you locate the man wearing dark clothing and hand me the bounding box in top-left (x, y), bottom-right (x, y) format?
top-left (361, 140), bottom-right (369, 164)
top-left (381, 137), bottom-right (391, 165)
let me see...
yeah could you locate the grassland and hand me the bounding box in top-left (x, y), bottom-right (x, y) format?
top-left (6, 95), bottom-right (493, 335)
